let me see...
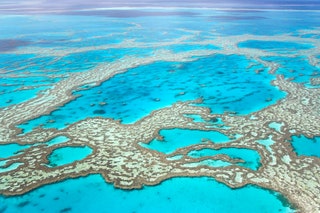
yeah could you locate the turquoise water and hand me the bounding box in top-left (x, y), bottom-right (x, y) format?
top-left (0, 162), bottom-right (23, 173)
top-left (0, 143), bottom-right (27, 173)
top-left (0, 86), bottom-right (51, 108)
top-left (184, 114), bottom-right (230, 129)
top-left (238, 40), bottom-right (314, 54)
top-left (140, 129), bottom-right (260, 170)
top-left (0, 137), bottom-right (70, 159)
top-left (140, 128), bottom-right (230, 154)
top-left (261, 56), bottom-right (320, 86)
top-left (290, 135), bottom-right (320, 158)
top-left (269, 122), bottom-right (284, 132)
top-left (0, 54), bottom-right (63, 108)
top-left (0, 143), bottom-right (30, 159)
top-left (46, 136), bottom-right (70, 146)
top-left (0, 175), bottom-right (294, 213)
top-left (183, 159), bottom-right (233, 168)
top-left (19, 54), bottom-right (285, 132)
top-left (257, 136), bottom-right (275, 150)
top-left (47, 146), bottom-right (93, 167)
top-left (188, 148), bottom-right (261, 170)
top-left (166, 44), bottom-right (220, 53)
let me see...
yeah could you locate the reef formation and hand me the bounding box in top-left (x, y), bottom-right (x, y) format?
top-left (0, 27), bottom-right (320, 212)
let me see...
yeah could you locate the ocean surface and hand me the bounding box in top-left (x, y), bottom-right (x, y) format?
top-left (1, 7), bottom-right (320, 213)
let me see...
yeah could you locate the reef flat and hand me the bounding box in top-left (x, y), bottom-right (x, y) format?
top-left (0, 9), bottom-right (319, 212)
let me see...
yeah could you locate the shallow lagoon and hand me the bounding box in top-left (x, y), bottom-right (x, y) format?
top-left (291, 135), bottom-right (320, 158)
top-left (47, 146), bottom-right (93, 167)
top-left (19, 54), bottom-right (285, 132)
top-left (188, 148), bottom-right (261, 170)
top-left (0, 143), bottom-right (29, 159)
top-left (140, 128), bottom-right (231, 154)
